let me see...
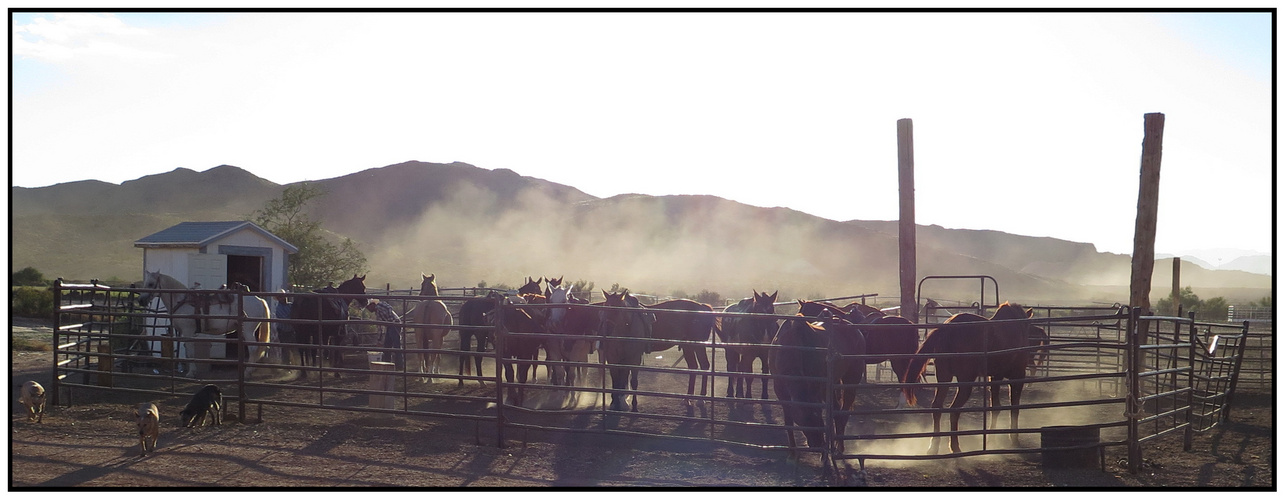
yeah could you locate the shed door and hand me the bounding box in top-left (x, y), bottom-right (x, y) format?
top-left (187, 253), bottom-right (228, 289)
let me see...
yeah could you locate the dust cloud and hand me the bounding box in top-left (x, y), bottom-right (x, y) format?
top-left (365, 180), bottom-right (898, 299)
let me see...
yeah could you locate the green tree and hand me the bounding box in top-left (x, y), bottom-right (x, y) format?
top-left (249, 183), bottom-right (367, 290)
top-left (11, 267), bottom-right (46, 286)
top-left (1156, 286), bottom-right (1200, 316)
top-left (1196, 297), bottom-right (1229, 322)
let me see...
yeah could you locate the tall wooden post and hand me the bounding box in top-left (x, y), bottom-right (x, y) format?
top-left (1129, 113), bottom-right (1165, 314)
top-left (897, 118), bottom-right (918, 323)
top-left (1171, 257), bottom-right (1181, 316)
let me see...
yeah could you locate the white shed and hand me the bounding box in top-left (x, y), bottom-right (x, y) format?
top-left (134, 221), bottom-right (298, 293)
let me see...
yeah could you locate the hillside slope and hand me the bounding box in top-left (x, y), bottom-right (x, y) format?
top-left (11, 162), bottom-right (1270, 304)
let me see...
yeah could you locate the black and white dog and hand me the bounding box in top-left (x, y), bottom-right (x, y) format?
top-left (179, 384), bottom-right (223, 428)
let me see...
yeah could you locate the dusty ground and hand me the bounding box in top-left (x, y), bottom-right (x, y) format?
top-left (8, 317), bottom-right (1275, 488)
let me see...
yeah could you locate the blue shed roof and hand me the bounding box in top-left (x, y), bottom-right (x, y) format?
top-left (134, 221), bottom-right (298, 253)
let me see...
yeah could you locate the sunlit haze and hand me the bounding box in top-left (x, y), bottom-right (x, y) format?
top-left (10, 10), bottom-right (1274, 260)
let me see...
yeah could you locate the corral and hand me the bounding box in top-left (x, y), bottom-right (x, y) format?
top-left (20, 279), bottom-right (1270, 487)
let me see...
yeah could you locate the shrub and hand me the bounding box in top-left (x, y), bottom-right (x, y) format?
top-left (11, 286), bottom-right (54, 318)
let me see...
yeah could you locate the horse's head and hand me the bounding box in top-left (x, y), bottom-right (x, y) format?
top-left (138, 270), bottom-right (184, 306)
top-left (420, 273), bottom-right (439, 296)
top-left (547, 285), bottom-right (571, 326)
top-left (750, 290), bottom-right (777, 314)
top-left (336, 274), bottom-right (369, 306)
top-left (991, 302), bottom-right (1033, 321)
top-left (518, 276), bottom-right (544, 295)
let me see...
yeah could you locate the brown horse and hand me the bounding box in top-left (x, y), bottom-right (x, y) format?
top-left (902, 302), bottom-right (1035, 454)
top-left (769, 311), bottom-right (866, 475)
top-left (798, 300), bottom-right (920, 407)
top-left (600, 291), bottom-right (654, 412)
top-left (717, 290), bottom-right (778, 399)
top-left (486, 295), bottom-right (548, 406)
top-left (405, 274), bottom-right (453, 382)
top-left (644, 299), bottom-right (716, 414)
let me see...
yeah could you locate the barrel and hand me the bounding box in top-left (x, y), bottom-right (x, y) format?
top-left (1040, 425), bottom-right (1101, 468)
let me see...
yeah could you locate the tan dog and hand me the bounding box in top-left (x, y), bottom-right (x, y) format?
top-left (19, 381), bottom-right (45, 423)
top-left (134, 402), bottom-right (160, 456)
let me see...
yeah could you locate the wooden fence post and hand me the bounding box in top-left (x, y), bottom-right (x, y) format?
top-left (1129, 113), bottom-right (1165, 314)
top-left (1127, 307), bottom-right (1142, 474)
top-left (897, 118), bottom-right (918, 323)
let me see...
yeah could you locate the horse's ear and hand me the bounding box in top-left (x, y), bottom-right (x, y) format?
top-left (770, 291), bottom-right (779, 301)
top-left (359, 274), bottom-right (366, 280)
top-left (427, 274), bottom-right (435, 282)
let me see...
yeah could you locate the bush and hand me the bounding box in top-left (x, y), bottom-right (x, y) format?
top-left (11, 267), bottom-right (47, 286)
top-left (11, 286), bottom-right (54, 318)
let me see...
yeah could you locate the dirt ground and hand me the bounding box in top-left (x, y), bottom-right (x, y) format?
top-left (8, 317), bottom-right (1276, 488)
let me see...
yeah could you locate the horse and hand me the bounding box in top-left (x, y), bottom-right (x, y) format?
top-left (599, 291), bottom-right (654, 412)
top-left (549, 290), bottom-right (601, 387)
top-left (456, 291), bottom-right (503, 387)
top-left (405, 273), bottom-right (453, 382)
top-left (644, 299), bottom-right (715, 414)
top-left (902, 302), bottom-right (1036, 454)
top-left (137, 271), bottom-right (273, 375)
top-left (485, 295), bottom-right (548, 406)
top-left (545, 284), bottom-right (590, 386)
top-left (716, 290), bottom-right (778, 399)
top-left (287, 275), bottom-right (368, 377)
top-left (798, 300), bottom-right (921, 407)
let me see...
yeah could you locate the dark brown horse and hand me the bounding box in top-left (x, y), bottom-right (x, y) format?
top-left (644, 299), bottom-right (715, 414)
top-left (456, 291), bottom-right (503, 387)
top-left (798, 300), bottom-right (920, 407)
top-left (717, 290), bottom-right (778, 399)
top-left (288, 275), bottom-right (367, 377)
top-left (486, 295), bottom-right (548, 406)
top-left (600, 291), bottom-right (654, 412)
top-left (902, 302), bottom-right (1035, 454)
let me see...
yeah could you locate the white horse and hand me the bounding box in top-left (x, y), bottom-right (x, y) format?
top-left (405, 273), bottom-right (453, 382)
top-left (138, 270), bottom-right (274, 375)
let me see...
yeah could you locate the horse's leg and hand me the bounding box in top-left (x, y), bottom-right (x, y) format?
top-left (457, 331), bottom-right (472, 388)
top-left (475, 336), bottom-right (489, 387)
top-left (988, 379), bottom-right (1003, 431)
top-left (947, 383), bottom-right (974, 454)
top-left (681, 347), bottom-right (698, 410)
top-left (892, 358), bottom-right (911, 409)
top-left (1009, 381), bottom-right (1025, 446)
top-left (724, 348), bottom-right (739, 398)
top-left (630, 366), bottom-right (640, 412)
top-left (927, 385), bottom-right (951, 455)
top-left (758, 351), bottom-right (771, 400)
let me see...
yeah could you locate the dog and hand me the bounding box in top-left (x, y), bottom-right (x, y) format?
top-left (179, 384), bottom-right (223, 428)
top-left (19, 381), bottom-right (45, 423)
top-left (135, 402), bottom-right (160, 456)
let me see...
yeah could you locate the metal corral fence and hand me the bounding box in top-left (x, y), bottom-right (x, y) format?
top-left (50, 281), bottom-right (1256, 479)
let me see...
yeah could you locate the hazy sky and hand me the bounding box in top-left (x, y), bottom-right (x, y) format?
top-left (9, 10), bottom-right (1275, 259)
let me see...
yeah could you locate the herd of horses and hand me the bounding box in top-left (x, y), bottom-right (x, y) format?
top-left (137, 272), bottom-right (1052, 467)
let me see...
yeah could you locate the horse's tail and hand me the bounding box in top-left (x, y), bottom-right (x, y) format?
top-left (901, 328), bottom-right (947, 406)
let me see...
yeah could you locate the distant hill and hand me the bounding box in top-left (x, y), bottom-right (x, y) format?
top-left (11, 162), bottom-right (1272, 305)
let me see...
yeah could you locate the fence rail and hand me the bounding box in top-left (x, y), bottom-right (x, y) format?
top-left (49, 280), bottom-right (1259, 481)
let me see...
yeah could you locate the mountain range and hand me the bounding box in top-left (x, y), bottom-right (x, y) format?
top-left (10, 161), bottom-right (1273, 305)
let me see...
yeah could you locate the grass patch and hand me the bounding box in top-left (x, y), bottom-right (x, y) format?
top-left (12, 337), bottom-right (52, 352)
